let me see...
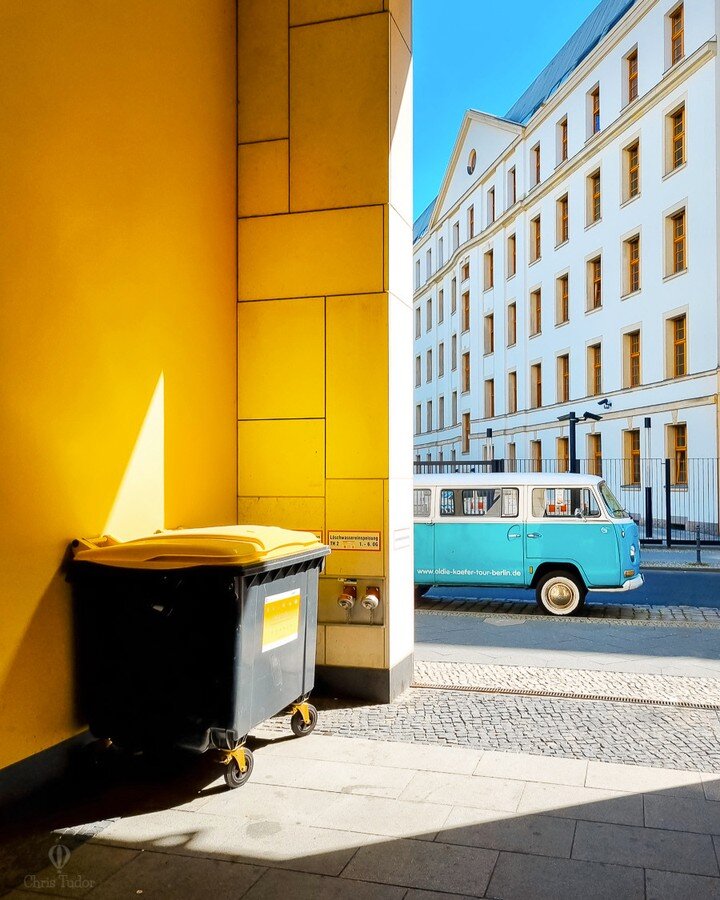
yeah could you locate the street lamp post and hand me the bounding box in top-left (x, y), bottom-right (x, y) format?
top-left (557, 410), bottom-right (602, 474)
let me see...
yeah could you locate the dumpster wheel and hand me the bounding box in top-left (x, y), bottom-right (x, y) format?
top-left (290, 702), bottom-right (318, 737)
top-left (220, 746), bottom-right (254, 788)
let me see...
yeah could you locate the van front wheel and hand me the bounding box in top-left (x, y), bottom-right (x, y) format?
top-left (536, 571), bottom-right (586, 616)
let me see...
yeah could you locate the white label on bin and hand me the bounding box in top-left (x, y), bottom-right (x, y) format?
top-left (262, 589), bottom-right (301, 653)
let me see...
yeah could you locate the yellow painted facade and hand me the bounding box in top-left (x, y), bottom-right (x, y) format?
top-left (0, 0), bottom-right (411, 772)
top-left (0, 1), bottom-right (237, 770)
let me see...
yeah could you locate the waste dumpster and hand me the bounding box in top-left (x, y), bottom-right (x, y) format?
top-left (69, 525), bottom-right (330, 787)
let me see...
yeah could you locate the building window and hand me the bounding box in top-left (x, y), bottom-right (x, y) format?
top-left (531, 439), bottom-right (542, 472)
top-left (666, 209), bottom-right (687, 275)
top-left (426, 297), bottom-right (432, 331)
top-left (426, 249), bottom-right (432, 279)
top-left (558, 117), bottom-right (568, 164)
top-left (426, 348), bottom-right (432, 383)
top-left (508, 371), bottom-right (517, 414)
top-left (588, 433), bottom-right (602, 477)
top-left (438, 289), bottom-right (444, 323)
top-left (484, 313), bottom-right (494, 355)
top-left (452, 390), bottom-right (458, 425)
top-left (624, 140), bottom-right (640, 201)
top-left (530, 215), bottom-right (541, 262)
top-left (623, 235), bottom-right (641, 295)
top-left (669, 423), bottom-right (687, 485)
top-left (438, 237), bottom-right (444, 268)
top-left (462, 412), bottom-right (470, 454)
top-left (461, 291), bottom-right (470, 332)
top-left (468, 205), bottom-right (475, 240)
top-left (415, 259), bottom-right (420, 289)
top-left (451, 277), bottom-right (457, 314)
top-left (451, 333), bottom-right (457, 370)
top-left (588, 343), bottom-right (602, 396)
top-left (556, 274), bottom-right (569, 325)
top-left (587, 170), bottom-right (601, 224)
top-left (507, 233), bottom-right (516, 278)
top-left (557, 353), bottom-right (570, 403)
top-left (556, 194), bottom-right (569, 245)
top-left (530, 362), bottom-right (542, 408)
top-left (414, 306), bottom-right (421, 338)
top-left (461, 261), bottom-right (470, 281)
top-left (485, 379), bottom-right (495, 418)
top-left (587, 255), bottom-right (602, 310)
top-left (507, 442), bottom-right (517, 472)
top-left (624, 429), bottom-right (641, 485)
top-left (667, 104), bottom-right (685, 172)
top-left (531, 143), bottom-right (541, 186)
top-left (669, 4), bottom-right (684, 67)
top-left (624, 330), bottom-right (641, 388)
top-left (507, 302), bottom-right (517, 347)
top-left (426, 400), bottom-right (433, 432)
top-left (530, 288), bottom-right (542, 336)
top-left (484, 250), bottom-right (494, 290)
top-left (453, 221), bottom-right (460, 251)
top-left (508, 166), bottom-right (517, 206)
top-left (414, 355), bottom-right (421, 387)
top-left (439, 395), bottom-right (445, 430)
top-left (668, 313), bottom-right (687, 377)
top-left (415, 404), bottom-right (421, 435)
top-left (487, 188), bottom-right (495, 225)
top-left (589, 86), bottom-right (601, 136)
top-left (461, 351), bottom-right (470, 393)
top-left (626, 49), bottom-right (639, 104)
top-left (438, 342), bottom-right (445, 377)
top-left (557, 437), bottom-right (569, 473)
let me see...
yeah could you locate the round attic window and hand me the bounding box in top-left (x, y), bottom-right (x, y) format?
top-left (467, 149), bottom-right (477, 175)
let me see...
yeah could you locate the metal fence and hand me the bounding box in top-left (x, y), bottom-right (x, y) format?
top-left (413, 457), bottom-right (720, 545)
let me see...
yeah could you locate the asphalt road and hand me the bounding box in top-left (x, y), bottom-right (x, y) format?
top-left (425, 569), bottom-right (720, 609)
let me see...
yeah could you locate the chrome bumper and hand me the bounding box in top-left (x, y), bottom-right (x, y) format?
top-left (588, 573), bottom-right (644, 593)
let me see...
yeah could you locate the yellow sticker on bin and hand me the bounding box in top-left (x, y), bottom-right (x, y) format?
top-left (262, 590), bottom-right (301, 652)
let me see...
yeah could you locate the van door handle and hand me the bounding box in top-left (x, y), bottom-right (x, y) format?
top-left (507, 533), bottom-right (522, 539)
top-left (527, 532), bottom-right (541, 539)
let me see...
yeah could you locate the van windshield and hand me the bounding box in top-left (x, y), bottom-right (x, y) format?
top-left (599, 481), bottom-right (627, 519)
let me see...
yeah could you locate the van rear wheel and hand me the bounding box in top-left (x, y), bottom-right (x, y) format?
top-left (536, 571), bottom-right (586, 616)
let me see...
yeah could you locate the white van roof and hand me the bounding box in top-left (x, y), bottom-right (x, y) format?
top-left (414, 472), bottom-right (603, 488)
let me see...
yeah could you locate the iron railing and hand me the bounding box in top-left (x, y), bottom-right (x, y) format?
top-left (413, 457), bottom-right (720, 545)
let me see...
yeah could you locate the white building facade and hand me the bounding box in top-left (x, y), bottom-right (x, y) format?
top-left (413, 0), bottom-right (720, 532)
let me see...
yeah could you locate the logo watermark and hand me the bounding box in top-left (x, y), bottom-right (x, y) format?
top-left (23, 842), bottom-right (96, 892)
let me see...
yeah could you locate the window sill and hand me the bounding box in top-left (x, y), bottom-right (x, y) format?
top-left (507, 272), bottom-right (516, 282)
top-left (621, 289), bottom-right (641, 300)
top-left (585, 218), bottom-right (602, 231)
top-left (483, 286), bottom-right (494, 293)
top-left (555, 319), bottom-right (569, 328)
top-left (528, 257), bottom-right (541, 267)
top-left (621, 484), bottom-right (642, 491)
top-left (620, 193), bottom-right (640, 209)
top-left (662, 268), bottom-right (688, 284)
top-left (555, 239), bottom-right (569, 251)
top-left (585, 305), bottom-right (602, 315)
top-left (529, 331), bottom-right (541, 339)
top-left (663, 160), bottom-right (687, 181)
top-left (507, 342), bottom-right (517, 350)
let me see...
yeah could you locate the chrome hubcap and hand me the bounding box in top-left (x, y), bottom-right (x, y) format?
top-left (547, 582), bottom-right (574, 609)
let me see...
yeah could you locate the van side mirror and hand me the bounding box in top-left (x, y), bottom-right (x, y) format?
top-left (574, 508), bottom-right (586, 520)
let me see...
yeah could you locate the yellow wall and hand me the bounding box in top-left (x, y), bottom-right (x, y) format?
top-left (0, 1), bottom-right (238, 769)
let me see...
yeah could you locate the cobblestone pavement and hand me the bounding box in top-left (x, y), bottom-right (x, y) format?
top-left (418, 596), bottom-right (720, 623)
top-left (261, 689), bottom-right (720, 773)
top-left (413, 659), bottom-right (720, 706)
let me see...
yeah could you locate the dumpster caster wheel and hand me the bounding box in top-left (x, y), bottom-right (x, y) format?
top-left (222, 747), bottom-right (254, 789)
top-left (291, 704), bottom-right (317, 737)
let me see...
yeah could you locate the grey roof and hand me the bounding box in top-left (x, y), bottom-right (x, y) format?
top-left (505, 0), bottom-right (639, 124)
top-left (413, 196), bottom-right (437, 244)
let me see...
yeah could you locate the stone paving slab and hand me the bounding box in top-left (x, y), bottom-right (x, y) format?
top-left (413, 659), bottom-right (720, 706)
top-left (417, 599), bottom-right (720, 624)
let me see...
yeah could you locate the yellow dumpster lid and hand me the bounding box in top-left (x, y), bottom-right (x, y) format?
top-left (72, 525), bottom-right (327, 570)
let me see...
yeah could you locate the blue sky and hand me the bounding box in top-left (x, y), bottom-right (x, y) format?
top-left (413, 0), bottom-right (601, 219)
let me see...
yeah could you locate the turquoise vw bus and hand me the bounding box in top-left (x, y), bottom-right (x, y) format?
top-left (414, 473), bottom-right (643, 615)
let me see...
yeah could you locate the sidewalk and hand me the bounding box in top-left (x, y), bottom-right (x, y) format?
top-left (4, 732), bottom-right (720, 900)
top-left (641, 546), bottom-right (720, 570)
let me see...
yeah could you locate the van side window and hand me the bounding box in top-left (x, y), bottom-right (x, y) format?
top-left (440, 489), bottom-right (455, 515)
top-left (532, 487), bottom-right (600, 518)
top-left (414, 489), bottom-right (432, 518)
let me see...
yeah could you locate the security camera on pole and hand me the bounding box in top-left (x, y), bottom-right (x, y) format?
top-left (557, 410), bottom-right (604, 474)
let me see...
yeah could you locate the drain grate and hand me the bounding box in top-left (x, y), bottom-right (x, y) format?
top-left (410, 681), bottom-right (720, 711)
